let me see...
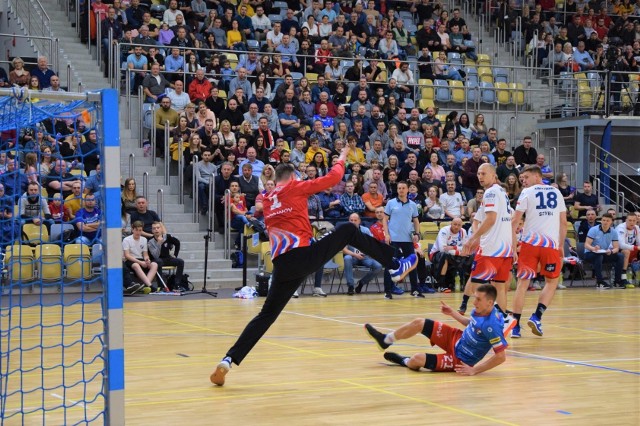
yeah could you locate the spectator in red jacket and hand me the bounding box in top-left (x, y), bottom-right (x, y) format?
top-left (188, 69), bottom-right (212, 104)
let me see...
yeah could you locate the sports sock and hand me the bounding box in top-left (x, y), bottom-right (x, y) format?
top-left (534, 303), bottom-right (547, 319)
top-left (384, 332), bottom-right (396, 345)
top-left (222, 356), bottom-right (232, 366)
top-left (513, 313), bottom-right (522, 326)
top-left (621, 272), bottom-right (627, 280)
top-left (460, 294), bottom-right (470, 307)
top-left (494, 302), bottom-right (506, 317)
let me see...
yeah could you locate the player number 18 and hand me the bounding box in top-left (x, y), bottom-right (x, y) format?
top-left (534, 191), bottom-right (557, 210)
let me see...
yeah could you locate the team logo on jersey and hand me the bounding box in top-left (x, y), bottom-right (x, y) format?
top-left (545, 263), bottom-right (557, 272)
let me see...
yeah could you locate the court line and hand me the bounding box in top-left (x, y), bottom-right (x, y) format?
top-left (507, 350), bottom-right (640, 376)
top-left (339, 379), bottom-right (519, 426)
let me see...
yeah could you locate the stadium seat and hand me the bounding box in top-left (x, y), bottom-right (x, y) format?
top-left (5, 244), bottom-right (36, 282)
top-left (420, 222), bottom-right (439, 235)
top-left (478, 67), bottom-right (493, 83)
top-left (420, 80), bottom-right (434, 100)
top-left (142, 102), bottom-right (155, 130)
top-left (434, 79), bottom-right (451, 103)
top-left (327, 252), bottom-right (345, 293)
top-left (509, 83), bottom-right (525, 106)
top-left (273, 1), bottom-right (288, 10)
top-left (418, 98), bottom-right (435, 110)
top-left (289, 72), bottom-right (303, 83)
top-left (423, 230), bottom-right (439, 243)
top-left (466, 81), bottom-right (479, 103)
top-left (69, 169), bottom-right (87, 178)
top-left (480, 82), bottom-right (495, 103)
top-left (447, 52), bottom-right (463, 66)
top-left (260, 242), bottom-right (273, 274)
top-left (495, 82), bottom-right (510, 105)
top-left (247, 40), bottom-right (260, 50)
top-left (306, 72), bottom-right (318, 84)
top-left (464, 66), bottom-right (478, 84)
top-left (559, 71), bottom-right (575, 92)
top-left (64, 244), bottom-right (92, 280)
top-left (49, 223), bottom-right (75, 243)
top-left (217, 89), bottom-right (227, 99)
top-left (493, 68), bottom-right (509, 83)
top-left (449, 80), bottom-right (465, 103)
top-left (225, 53), bottom-right (238, 68)
top-left (22, 223), bottom-right (50, 245)
top-left (403, 98), bottom-right (415, 109)
top-left (35, 244), bottom-right (63, 281)
top-left (477, 54), bottom-right (491, 65)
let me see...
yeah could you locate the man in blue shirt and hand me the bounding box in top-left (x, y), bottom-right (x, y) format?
top-left (343, 213), bottom-right (383, 295)
top-left (383, 181), bottom-right (422, 298)
top-left (234, 5), bottom-right (254, 39)
top-left (278, 103), bottom-right (301, 139)
top-left (235, 51), bottom-right (260, 76)
top-left (340, 181), bottom-right (365, 215)
top-left (31, 56), bottom-right (57, 89)
top-left (365, 284), bottom-right (507, 375)
top-left (74, 193), bottom-right (102, 245)
top-left (127, 46), bottom-right (148, 94)
top-left (584, 213), bottom-right (626, 289)
top-left (275, 34), bottom-right (299, 70)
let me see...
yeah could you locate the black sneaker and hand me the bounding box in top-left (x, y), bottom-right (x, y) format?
top-left (614, 279), bottom-right (629, 289)
top-left (411, 290), bottom-right (425, 298)
top-left (347, 286), bottom-right (355, 295)
top-left (364, 323), bottom-right (390, 350)
top-left (355, 281), bottom-right (364, 294)
top-left (458, 305), bottom-right (467, 315)
top-left (384, 292), bottom-right (393, 300)
top-left (596, 281), bottom-right (611, 289)
top-left (124, 283), bottom-right (144, 295)
top-left (383, 352), bottom-right (407, 367)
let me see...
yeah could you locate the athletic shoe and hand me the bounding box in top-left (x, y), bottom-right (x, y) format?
top-left (364, 323), bottom-right (390, 350)
top-left (614, 279), bottom-right (630, 289)
top-left (312, 287), bottom-right (328, 297)
top-left (124, 283), bottom-right (144, 295)
top-left (142, 286), bottom-right (152, 294)
top-left (292, 291), bottom-right (299, 298)
top-left (503, 314), bottom-right (517, 337)
top-left (625, 282), bottom-right (636, 289)
top-left (391, 285), bottom-right (405, 295)
top-left (210, 360), bottom-right (230, 386)
top-left (423, 286), bottom-right (436, 294)
top-left (355, 281), bottom-right (364, 294)
top-left (384, 293), bottom-right (393, 300)
top-left (596, 281), bottom-right (611, 289)
top-left (557, 283), bottom-right (567, 289)
top-left (531, 281), bottom-right (542, 290)
top-left (347, 286), bottom-right (355, 296)
top-left (457, 306), bottom-right (466, 316)
top-left (438, 287), bottom-right (451, 293)
top-left (527, 314), bottom-right (543, 336)
top-left (411, 290), bottom-right (425, 298)
top-left (390, 254), bottom-right (418, 282)
top-left (511, 324), bottom-right (521, 338)
top-left (383, 352), bottom-right (407, 367)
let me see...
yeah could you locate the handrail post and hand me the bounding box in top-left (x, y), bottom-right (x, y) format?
top-left (66, 63), bottom-right (71, 92)
top-left (151, 108), bottom-right (157, 167)
top-left (96, 12), bottom-right (102, 66)
top-left (108, 28), bottom-right (114, 86)
top-left (509, 116), bottom-right (516, 146)
top-left (128, 153), bottom-right (135, 178)
top-left (209, 175), bottom-right (215, 242)
top-left (225, 188), bottom-right (231, 259)
top-left (178, 137), bottom-right (184, 204)
top-left (549, 147), bottom-right (557, 180)
top-left (138, 85), bottom-right (144, 147)
top-left (192, 155), bottom-right (199, 223)
top-left (142, 171), bottom-right (149, 200)
top-left (125, 68), bottom-right (131, 129)
top-left (157, 189), bottom-right (164, 221)
top-left (619, 192), bottom-right (625, 215)
top-left (164, 121), bottom-right (170, 186)
top-left (87, 4), bottom-right (91, 53)
top-left (570, 162), bottom-right (577, 188)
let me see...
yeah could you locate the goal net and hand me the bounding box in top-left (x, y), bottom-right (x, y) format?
top-left (0, 88), bottom-right (123, 424)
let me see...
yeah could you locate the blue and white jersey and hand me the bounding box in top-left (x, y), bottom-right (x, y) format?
top-left (455, 306), bottom-right (508, 366)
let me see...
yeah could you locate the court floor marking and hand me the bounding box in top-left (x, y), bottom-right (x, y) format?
top-left (280, 310), bottom-right (640, 376)
top-left (338, 378), bottom-right (520, 426)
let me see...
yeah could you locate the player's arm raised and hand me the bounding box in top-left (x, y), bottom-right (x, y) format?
top-left (441, 301), bottom-right (470, 326)
top-left (298, 144), bottom-right (351, 196)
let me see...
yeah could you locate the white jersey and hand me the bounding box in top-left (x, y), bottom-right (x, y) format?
top-left (615, 223), bottom-right (640, 250)
top-left (430, 225), bottom-right (468, 255)
top-left (476, 184), bottom-right (514, 257)
top-left (439, 192), bottom-right (464, 218)
top-left (516, 184), bottom-right (567, 249)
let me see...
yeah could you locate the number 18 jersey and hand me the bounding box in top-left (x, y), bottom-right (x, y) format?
top-left (516, 184), bottom-right (567, 249)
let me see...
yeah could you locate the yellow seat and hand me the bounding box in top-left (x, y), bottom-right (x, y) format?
top-left (495, 82), bottom-right (510, 105)
top-left (621, 88), bottom-right (632, 109)
top-left (436, 113), bottom-right (448, 123)
top-left (569, 207), bottom-right (580, 220)
top-left (420, 80), bottom-right (434, 100)
top-left (22, 223), bottom-right (50, 244)
top-left (477, 54), bottom-right (491, 65)
top-left (35, 244), bottom-right (63, 281)
top-left (509, 82), bottom-right (525, 106)
top-left (217, 89), bottom-right (227, 100)
top-left (417, 239), bottom-right (431, 257)
top-left (478, 67), bottom-right (493, 84)
top-left (260, 242), bottom-right (273, 273)
top-left (5, 244), bottom-right (36, 282)
top-left (449, 80), bottom-right (465, 103)
top-left (69, 169), bottom-right (87, 178)
top-left (422, 229), bottom-right (439, 241)
top-left (578, 87), bottom-right (593, 108)
top-left (418, 98), bottom-right (435, 110)
top-left (64, 244), bottom-right (92, 280)
top-left (149, 17), bottom-right (161, 27)
top-left (420, 222), bottom-right (440, 234)
top-left (306, 72), bottom-right (318, 84)
top-left (566, 228), bottom-right (577, 241)
top-left (244, 225), bottom-right (263, 256)
top-left (463, 57), bottom-right (476, 66)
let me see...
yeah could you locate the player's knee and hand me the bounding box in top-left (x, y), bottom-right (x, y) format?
top-left (410, 318), bottom-right (425, 330)
top-left (407, 354), bottom-right (424, 370)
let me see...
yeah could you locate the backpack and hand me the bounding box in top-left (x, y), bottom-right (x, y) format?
top-left (167, 273), bottom-right (194, 291)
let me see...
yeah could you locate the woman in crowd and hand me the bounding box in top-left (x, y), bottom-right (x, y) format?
top-left (217, 119), bottom-right (236, 148)
top-left (9, 57), bottom-right (30, 87)
top-left (121, 178), bottom-right (139, 213)
top-left (423, 185), bottom-right (445, 221)
top-left (252, 71), bottom-right (272, 98)
top-left (426, 152), bottom-right (446, 181)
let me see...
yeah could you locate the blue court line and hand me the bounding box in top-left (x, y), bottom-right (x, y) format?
top-left (508, 350), bottom-right (640, 376)
top-left (556, 410), bottom-right (572, 415)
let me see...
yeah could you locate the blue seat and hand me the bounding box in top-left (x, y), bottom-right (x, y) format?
top-left (493, 68), bottom-right (509, 83)
top-left (466, 81), bottom-right (479, 103)
top-left (289, 72), bottom-right (303, 83)
top-left (247, 40), bottom-right (260, 50)
top-left (403, 98), bottom-right (415, 109)
top-left (465, 67), bottom-right (478, 84)
top-left (480, 82), bottom-right (495, 104)
top-left (434, 79), bottom-right (451, 103)
top-left (448, 52), bottom-right (463, 66)
top-left (269, 14), bottom-right (283, 23)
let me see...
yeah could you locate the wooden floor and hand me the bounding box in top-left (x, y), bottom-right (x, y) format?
top-left (9, 288), bottom-right (640, 425)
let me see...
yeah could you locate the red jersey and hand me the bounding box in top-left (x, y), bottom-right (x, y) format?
top-left (369, 221), bottom-right (385, 242)
top-left (264, 161), bottom-right (345, 259)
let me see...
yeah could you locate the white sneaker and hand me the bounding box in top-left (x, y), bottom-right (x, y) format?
top-left (557, 283), bottom-right (567, 289)
top-left (292, 291), bottom-right (299, 298)
top-left (532, 281), bottom-right (542, 290)
top-left (503, 314), bottom-right (517, 338)
top-left (312, 287), bottom-right (327, 297)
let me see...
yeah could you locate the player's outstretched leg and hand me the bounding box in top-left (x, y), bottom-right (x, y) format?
top-left (384, 352), bottom-right (410, 367)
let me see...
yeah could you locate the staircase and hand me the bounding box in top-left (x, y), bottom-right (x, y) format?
top-left (9, 0), bottom-right (251, 289)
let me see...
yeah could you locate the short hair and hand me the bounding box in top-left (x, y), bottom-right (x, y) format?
top-left (132, 221), bottom-right (144, 229)
top-left (602, 213), bottom-right (614, 220)
top-left (242, 163), bottom-right (253, 171)
top-left (275, 162), bottom-right (295, 181)
top-left (476, 283), bottom-right (497, 301)
top-left (521, 165), bottom-right (542, 176)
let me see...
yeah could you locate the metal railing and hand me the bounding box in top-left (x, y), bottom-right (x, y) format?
top-left (192, 155), bottom-right (199, 223)
top-left (224, 188), bottom-right (231, 259)
top-left (128, 153), bottom-right (135, 179)
top-left (0, 32), bottom-right (59, 78)
top-left (9, 0), bottom-right (57, 72)
top-left (157, 189), bottom-right (164, 221)
top-left (589, 139), bottom-right (640, 214)
top-left (142, 171), bottom-right (149, 200)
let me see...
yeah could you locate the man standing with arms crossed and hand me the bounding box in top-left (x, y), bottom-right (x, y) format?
top-left (211, 146), bottom-right (417, 386)
top-left (510, 165), bottom-right (567, 338)
top-left (462, 164), bottom-right (517, 336)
